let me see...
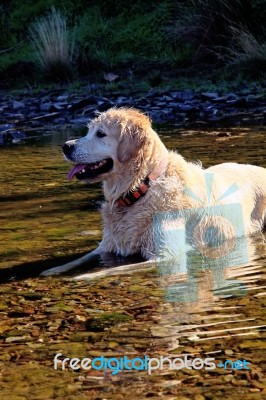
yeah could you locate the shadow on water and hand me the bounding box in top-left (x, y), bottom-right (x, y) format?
top-left (0, 252), bottom-right (145, 282)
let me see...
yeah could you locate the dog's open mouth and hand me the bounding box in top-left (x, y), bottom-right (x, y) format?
top-left (67, 158), bottom-right (113, 180)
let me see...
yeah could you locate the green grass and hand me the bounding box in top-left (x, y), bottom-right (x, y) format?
top-left (29, 7), bottom-right (76, 81)
top-left (227, 27), bottom-right (266, 75)
top-left (0, 0), bottom-right (265, 87)
top-left (75, 3), bottom-right (186, 70)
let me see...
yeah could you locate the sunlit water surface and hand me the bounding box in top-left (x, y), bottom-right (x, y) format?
top-left (0, 126), bottom-right (265, 399)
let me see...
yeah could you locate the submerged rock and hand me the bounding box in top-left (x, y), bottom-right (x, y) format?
top-left (0, 128), bottom-right (27, 145)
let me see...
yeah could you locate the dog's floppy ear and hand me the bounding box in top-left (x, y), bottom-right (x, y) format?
top-left (117, 122), bottom-right (146, 163)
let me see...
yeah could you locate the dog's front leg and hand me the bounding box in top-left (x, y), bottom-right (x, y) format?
top-left (73, 259), bottom-right (155, 280)
top-left (40, 245), bottom-right (103, 276)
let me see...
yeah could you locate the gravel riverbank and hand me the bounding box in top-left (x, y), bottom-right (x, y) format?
top-left (0, 87), bottom-right (265, 144)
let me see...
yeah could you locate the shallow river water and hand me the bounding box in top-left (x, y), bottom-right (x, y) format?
top-left (0, 126), bottom-right (265, 399)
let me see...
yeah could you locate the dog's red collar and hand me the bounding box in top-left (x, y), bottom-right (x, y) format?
top-left (116, 159), bottom-right (168, 207)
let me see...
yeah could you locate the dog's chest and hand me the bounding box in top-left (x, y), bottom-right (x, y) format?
top-left (101, 203), bottom-right (152, 256)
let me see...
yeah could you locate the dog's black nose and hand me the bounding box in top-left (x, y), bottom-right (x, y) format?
top-left (62, 142), bottom-right (73, 156)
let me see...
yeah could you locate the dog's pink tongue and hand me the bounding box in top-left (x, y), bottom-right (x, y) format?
top-left (67, 164), bottom-right (87, 180)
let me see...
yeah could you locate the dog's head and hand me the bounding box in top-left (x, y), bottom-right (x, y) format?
top-left (63, 107), bottom-right (151, 183)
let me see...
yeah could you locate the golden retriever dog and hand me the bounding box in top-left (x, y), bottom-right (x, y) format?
top-left (42, 107), bottom-right (266, 278)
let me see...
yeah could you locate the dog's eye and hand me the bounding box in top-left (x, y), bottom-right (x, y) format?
top-left (96, 130), bottom-right (106, 138)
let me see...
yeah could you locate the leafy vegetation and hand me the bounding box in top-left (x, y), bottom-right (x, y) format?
top-left (0, 0), bottom-right (265, 86)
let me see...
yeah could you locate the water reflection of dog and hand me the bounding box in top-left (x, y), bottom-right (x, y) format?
top-left (158, 234), bottom-right (264, 312)
top-left (140, 234), bottom-right (265, 355)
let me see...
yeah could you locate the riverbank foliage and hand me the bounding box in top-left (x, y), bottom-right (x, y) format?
top-left (0, 0), bottom-right (265, 88)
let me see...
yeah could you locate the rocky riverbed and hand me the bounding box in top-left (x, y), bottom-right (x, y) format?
top-left (0, 87), bottom-right (265, 145)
